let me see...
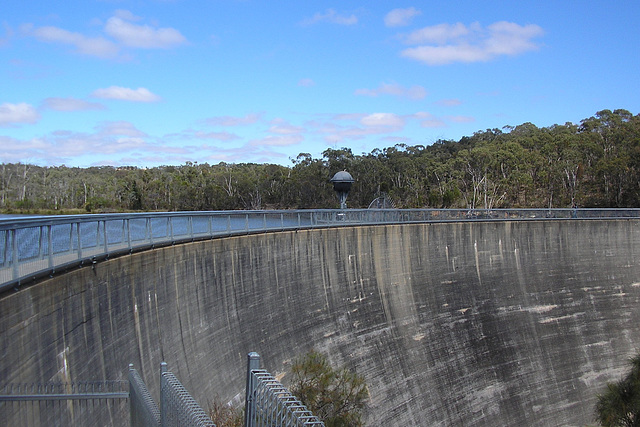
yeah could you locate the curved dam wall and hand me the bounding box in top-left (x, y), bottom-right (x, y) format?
top-left (2, 220), bottom-right (640, 426)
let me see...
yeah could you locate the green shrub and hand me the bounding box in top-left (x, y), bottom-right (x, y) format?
top-left (289, 350), bottom-right (368, 427)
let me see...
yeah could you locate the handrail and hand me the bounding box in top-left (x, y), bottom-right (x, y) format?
top-left (2, 208), bottom-right (640, 293)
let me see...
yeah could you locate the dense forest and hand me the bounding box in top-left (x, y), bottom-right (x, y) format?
top-left (1, 109), bottom-right (639, 213)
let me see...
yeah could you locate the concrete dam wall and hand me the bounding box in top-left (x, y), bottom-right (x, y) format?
top-left (2, 220), bottom-right (640, 426)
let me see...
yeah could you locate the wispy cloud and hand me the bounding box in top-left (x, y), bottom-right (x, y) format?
top-left (22, 24), bottom-right (119, 59)
top-left (0, 22), bottom-right (14, 47)
top-left (248, 118), bottom-right (305, 148)
top-left (360, 113), bottom-right (405, 128)
top-left (436, 98), bottom-right (463, 107)
top-left (306, 112), bottom-right (407, 144)
top-left (399, 21), bottom-right (544, 65)
top-left (403, 22), bottom-right (470, 45)
top-left (204, 113), bottom-right (263, 127)
top-left (414, 112), bottom-right (447, 128)
top-left (191, 131), bottom-right (240, 141)
top-left (298, 78), bottom-right (316, 87)
top-left (0, 102), bottom-right (40, 126)
top-left (249, 134), bottom-right (304, 147)
top-left (96, 120), bottom-right (147, 138)
top-left (300, 9), bottom-right (358, 26)
top-left (269, 118), bottom-right (303, 135)
top-left (21, 10), bottom-right (187, 60)
top-left (355, 82), bottom-right (427, 100)
top-left (384, 8), bottom-right (422, 28)
top-left (42, 97), bottom-right (105, 111)
top-left (104, 14), bottom-right (187, 49)
top-left (91, 86), bottom-right (161, 102)
top-left (0, 120), bottom-right (150, 164)
top-left (446, 115), bottom-right (475, 123)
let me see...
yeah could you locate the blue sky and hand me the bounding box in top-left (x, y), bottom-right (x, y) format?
top-left (1, 1), bottom-right (639, 167)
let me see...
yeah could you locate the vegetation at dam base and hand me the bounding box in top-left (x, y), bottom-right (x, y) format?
top-left (1, 109), bottom-right (639, 213)
top-left (289, 350), bottom-right (368, 427)
top-left (595, 352), bottom-right (640, 427)
top-left (206, 350), bottom-right (368, 427)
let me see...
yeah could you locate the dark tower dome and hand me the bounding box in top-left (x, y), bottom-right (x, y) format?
top-left (330, 171), bottom-right (354, 209)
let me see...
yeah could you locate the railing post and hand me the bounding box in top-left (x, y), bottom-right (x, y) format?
top-left (38, 225), bottom-right (45, 260)
top-left (11, 228), bottom-right (18, 280)
top-left (103, 220), bottom-right (109, 253)
top-left (47, 225), bottom-right (53, 269)
top-left (160, 361), bottom-right (167, 427)
top-left (244, 352), bottom-right (261, 427)
top-left (126, 219), bottom-right (132, 251)
top-left (147, 218), bottom-right (154, 246)
top-left (96, 220), bottom-right (101, 250)
top-left (76, 222), bottom-right (83, 259)
top-left (129, 363), bottom-right (135, 427)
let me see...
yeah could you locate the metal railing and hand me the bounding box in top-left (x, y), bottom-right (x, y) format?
top-left (1, 355), bottom-right (323, 427)
top-left (129, 362), bottom-right (214, 427)
top-left (0, 380), bottom-right (129, 426)
top-left (160, 363), bottom-right (215, 427)
top-left (245, 352), bottom-right (324, 427)
top-left (2, 208), bottom-right (640, 292)
top-left (130, 365), bottom-right (161, 427)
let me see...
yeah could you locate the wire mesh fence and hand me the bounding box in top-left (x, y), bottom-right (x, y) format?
top-left (129, 365), bottom-right (161, 427)
top-left (128, 362), bottom-right (214, 427)
top-left (245, 353), bottom-right (324, 427)
top-left (0, 380), bottom-right (129, 426)
top-left (1, 357), bottom-right (325, 426)
top-left (160, 362), bottom-right (215, 427)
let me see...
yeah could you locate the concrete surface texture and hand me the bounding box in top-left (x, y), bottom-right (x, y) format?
top-left (1, 220), bottom-right (640, 426)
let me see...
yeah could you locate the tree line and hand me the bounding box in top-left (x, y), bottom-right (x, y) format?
top-left (1, 109), bottom-right (639, 213)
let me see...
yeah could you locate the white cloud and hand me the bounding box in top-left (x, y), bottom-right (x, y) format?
top-left (411, 111), bottom-right (474, 127)
top-left (192, 131), bottom-right (240, 141)
top-left (24, 24), bottom-right (119, 59)
top-left (436, 98), bottom-right (462, 107)
top-left (361, 113), bottom-right (405, 128)
top-left (49, 121), bottom-right (149, 156)
top-left (0, 22), bottom-right (14, 47)
top-left (96, 120), bottom-right (147, 137)
top-left (42, 97), bottom-right (105, 111)
top-left (404, 22), bottom-right (470, 45)
top-left (269, 119), bottom-right (303, 135)
top-left (0, 136), bottom-right (49, 163)
top-left (205, 113), bottom-right (263, 126)
top-left (249, 134), bottom-right (303, 147)
top-left (300, 9), bottom-right (358, 26)
top-left (384, 8), bottom-right (422, 27)
top-left (446, 115), bottom-right (475, 123)
top-left (0, 120), bottom-right (152, 164)
top-left (0, 102), bottom-right (40, 126)
top-left (399, 21), bottom-right (544, 65)
top-left (113, 9), bottom-right (142, 22)
top-left (355, 82), bottom-right (427, 100)
top-left (21, 10), bottom-right (187, 60)
top-left (417, 112), bottom-right (447, 128)
top-left (104, 15), bottom-right (187, 49)
top-left (298, 78), bottom-right (316, 87)
top-left (306, 112), bottom-right (408, 144)
top-left (91, 86), bottom-right (161, 102)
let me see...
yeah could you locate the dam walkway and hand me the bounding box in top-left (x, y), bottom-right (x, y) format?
top-left (1, 208), bottom-right (638, 293)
